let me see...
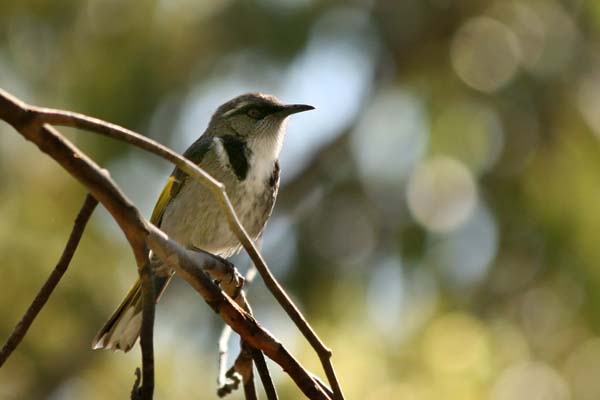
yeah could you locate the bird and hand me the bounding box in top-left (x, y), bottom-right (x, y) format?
top-left (92, 93), bottom-right (314, 352)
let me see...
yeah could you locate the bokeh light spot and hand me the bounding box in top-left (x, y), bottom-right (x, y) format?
top-left (426, 204), bottom-right (498, 290)
top-left (306, 194), bottom-right (376, 266)
top-left (577, 70), bottom-right (600, 139)
top-left (519, 287), bottom-right (574, 354)
top-left (493, 2), bottom-right (546, 71)
top-left (423, 312), bottom-right (490, 375)
top-left (523, 1), bottom-right (578, 77)
top-left (451, 17), bottom-right (520, 92)
top-left (281, 6), bottom-right (378, 180)
top-left (491, 362), bottom-right (569, 400)
top-left (352, 88), bottom-right (429, 187)
top-left (565, 337), bottom-right (600, 400)
top-left (366, 258), bottom-right (404, 334)
top-left (430, 100), bottom-right (504, 174)
top-left (407, 156), bottom-right (477, 233)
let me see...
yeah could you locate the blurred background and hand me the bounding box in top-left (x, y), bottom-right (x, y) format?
top-left (1, 0), bottom-right (600, 399)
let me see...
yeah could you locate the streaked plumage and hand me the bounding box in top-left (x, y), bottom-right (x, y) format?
top-left (92, 93), bottom-right (313, 351)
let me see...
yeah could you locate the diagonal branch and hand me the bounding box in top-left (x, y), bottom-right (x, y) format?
top-left (0, 91), bottom-right (153, 393)
top-left (252, 347), bottom-right (278, 400)
top-left (146, 227), bottom-right (331, 400)
top-left (242, 369), bottom-right (258, 400)
top-left (0, 88), bottom-right (339, 399)
top-left (0, 194), bottom-right (98, 367)
top-left (216, 239), bottom-right (278, 399)
top-left (0, 92), bottom-right (150, 264)
top-left (240, 342), bottom-right (258, 400)
top-left (138, 256), bottom-right (156, 400)
top-left (25, 97), bottom-right (343, 399)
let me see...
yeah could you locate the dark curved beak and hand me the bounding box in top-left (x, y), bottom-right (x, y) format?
top-left (279, 104), bottom-right (315, 116)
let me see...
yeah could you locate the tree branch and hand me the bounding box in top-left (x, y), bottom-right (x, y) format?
top-left (0, 90), bottom-right (149, 264)
top-left (138, 256), bottom-right (156, 400)
top-left (252, 347), bottom-right (278, 400)
top-left (27, 103), bottom-right (343, 399)
top-left (147, 227), bottom-right (331, 400)
top-left (243, 373), bottom-right (258, 400)
top-left (240, 342), bottom-right (258, 400)
top-left (216, 239), bottom-right (277, 399)
top-left (0, 88), bottom-right (338, 399)
top-left (0, 90), bottom-right (153, 394)
top-left (0, 194), bottom-right (98, 367)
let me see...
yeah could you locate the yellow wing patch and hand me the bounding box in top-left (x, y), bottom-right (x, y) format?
top-left (150, 175), bottom-right (181, 225)
top-left (150, 136), bottom-right (212, 226)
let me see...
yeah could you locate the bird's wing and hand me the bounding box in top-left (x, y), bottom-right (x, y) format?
top-left (150, 136), bottom-right (214, 226)
top-left (150, 175), bottom-right (181, 225)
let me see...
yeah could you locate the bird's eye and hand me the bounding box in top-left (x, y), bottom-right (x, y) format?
top-left (247, 108), bottom-right (263, 119)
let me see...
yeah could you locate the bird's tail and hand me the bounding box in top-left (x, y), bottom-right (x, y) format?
top-left (92, 271), bottom-right (173, 352)
top-left (92, 279), bottom-right (144, 352)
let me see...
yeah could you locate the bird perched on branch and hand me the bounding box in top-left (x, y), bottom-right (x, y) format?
top-left (92, 93), bottom-right (314, 352)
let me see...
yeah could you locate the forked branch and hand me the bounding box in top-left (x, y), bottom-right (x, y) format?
top-left (0, 88), bottom-right (337, 399)
top-left (19, 92), bottom-right (343, 399)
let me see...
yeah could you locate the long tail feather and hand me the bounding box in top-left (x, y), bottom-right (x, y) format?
top-left (92, 279), bottom-right (143, 352)
top-left (92, 273), bottom-right (173, 352)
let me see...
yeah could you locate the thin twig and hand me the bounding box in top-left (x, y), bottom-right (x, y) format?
top-left (138, 257), bottom-right (156, 400)
top-left (31, 104), bottom-right (343, 399)
top-left (0, 91), bottom-right (152, 393)
top-left (147, 227), bottom-right (331, 400)
top-left (243, 372), bottom-right (258, 400)
top-left (311, 374), bottom-right (335, 399)
top-left (240, 342), bottom-right (258, 400)
top-left (217, 244), bottom-right (262, 396)
top-left (0, 194), bottom-right (98, 367)
top-left (252, 347), bottom-right (278, 400)
top-left (195, 251), bottom-right (275, 399)
top-left (0, 90), bottom-right (150, 263)
top-left (0, 88), bottom-right (336, 399)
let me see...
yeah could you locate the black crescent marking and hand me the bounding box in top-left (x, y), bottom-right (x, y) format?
top-left (221, 135), bottom-right (250, 180)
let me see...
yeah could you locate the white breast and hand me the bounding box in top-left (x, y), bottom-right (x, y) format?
top-left (163, 125), bottom-right (285, 257)
top-left (242, 121), bottom-right (284, 186)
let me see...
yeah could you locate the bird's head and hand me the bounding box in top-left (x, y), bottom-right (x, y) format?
top-left (208, 93), bottom-right (314, 141)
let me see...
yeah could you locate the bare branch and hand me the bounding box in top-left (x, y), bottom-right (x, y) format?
top-left (0, 88), bottom-right (339, 399)
top-left (0, 194), bottom-right (98, 367)
top-left (216, 240), bottom-right (271, 398)
top-left (138, 257), bottom-right (155, 400)
top-left (243, 373), bottom-right (258, 400)
top-left (0, 90), bottom-right (153, 394)
top-left (0, 90), bottom-right (149, 264)
top-left (252, 347), bottom-right (279, 400)
top-left (147, 227), bottom-right (331, 400)
top-left (26, 103), bottom-right (343, 398)
top-left (311, 374), bottom-right (335, 399)
top-left (240, 343), bottom-right (258, 400)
